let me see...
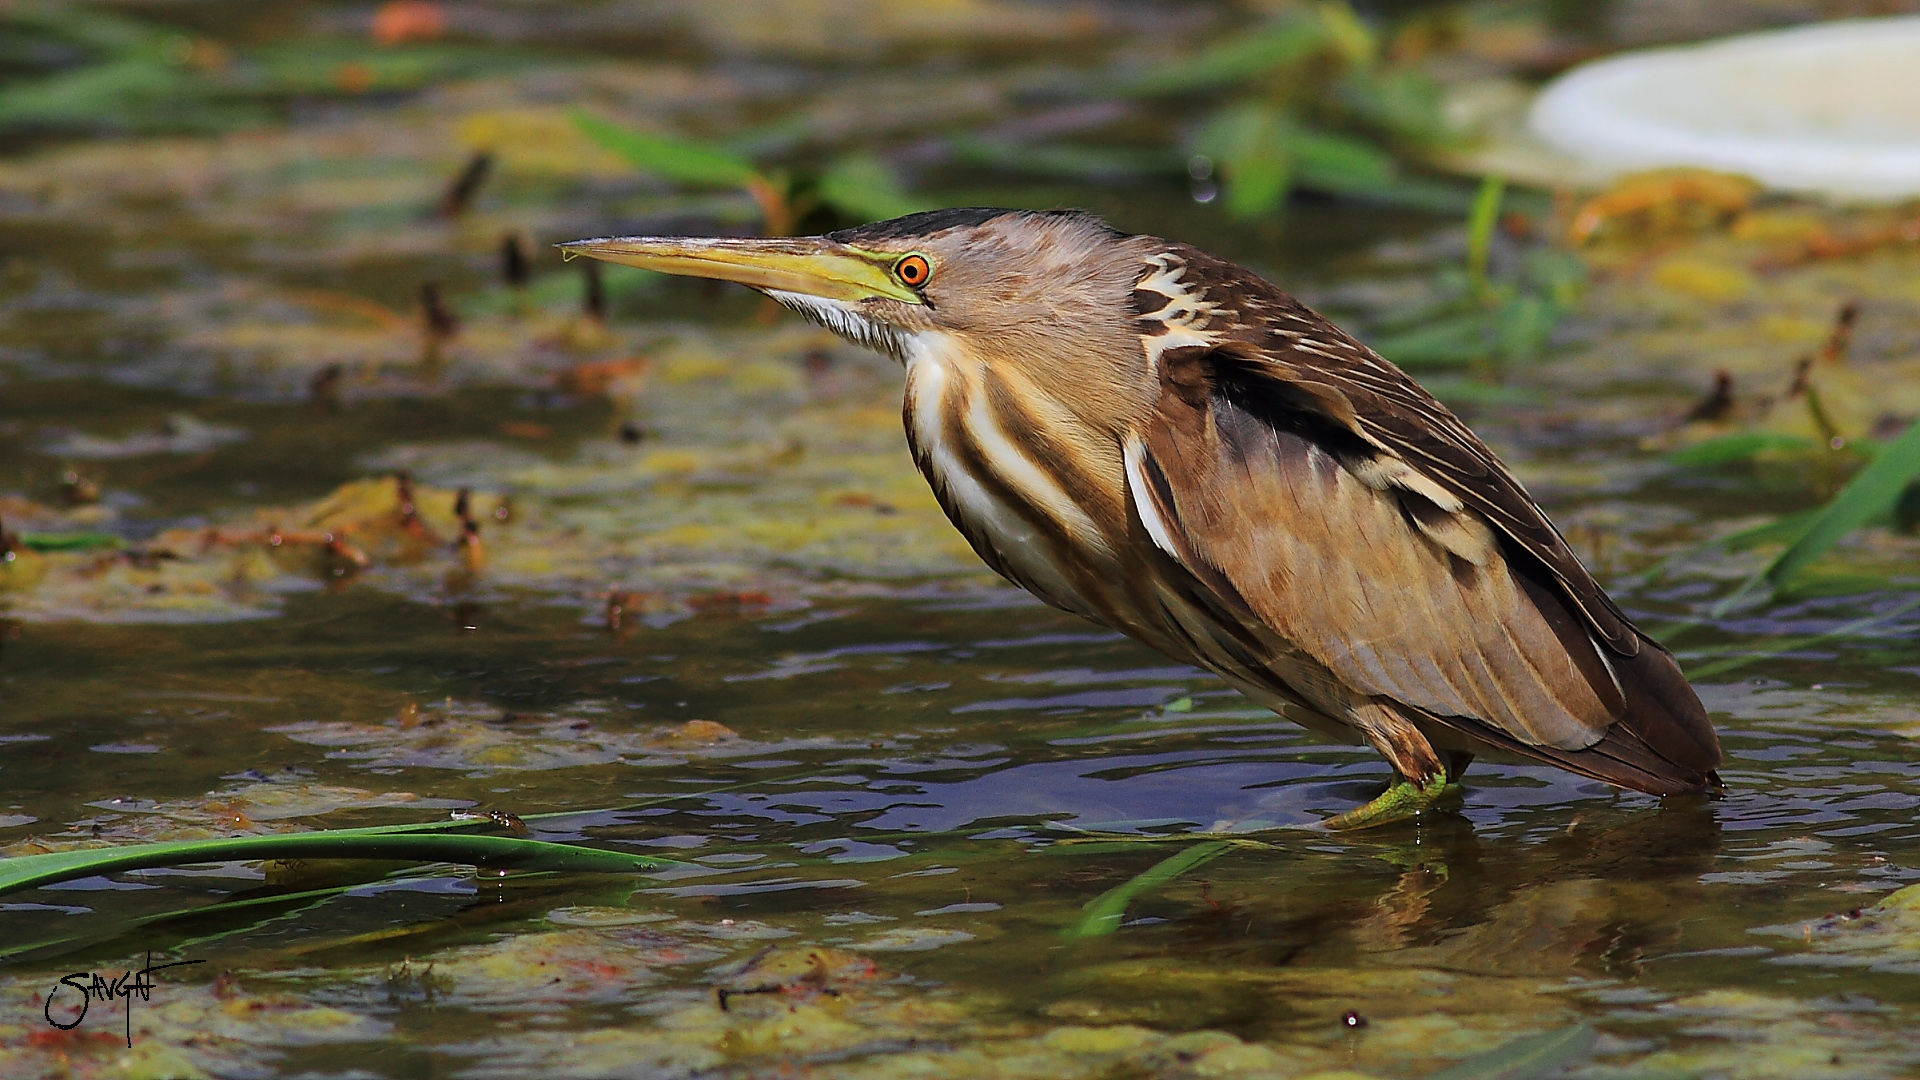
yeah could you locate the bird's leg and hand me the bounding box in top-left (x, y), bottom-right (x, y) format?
top-left (1322, 703), bottom-right (1464, 831)
top-left (1321, 771), bottom-right (1459, 830)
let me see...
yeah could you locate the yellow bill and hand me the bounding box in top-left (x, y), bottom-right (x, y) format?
top-left (557, 236), bottom-right (923, 305)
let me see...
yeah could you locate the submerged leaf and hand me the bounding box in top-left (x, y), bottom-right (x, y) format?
top-left (1064, 841), bottom-right (1229, 938)
top-left (1422, 1024), bottom-right (1596, 1080)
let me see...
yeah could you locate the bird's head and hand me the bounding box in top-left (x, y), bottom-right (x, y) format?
top-left (560, 208), bottom-right (1150, 372)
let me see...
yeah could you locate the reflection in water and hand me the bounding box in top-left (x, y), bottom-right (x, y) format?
top-left (1, 579), bottom-right (1918, 1075)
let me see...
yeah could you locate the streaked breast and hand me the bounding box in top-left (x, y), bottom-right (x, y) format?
top-left (900, 336), bottom-right (1123, 621)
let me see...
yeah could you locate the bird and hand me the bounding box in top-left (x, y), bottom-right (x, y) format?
top-left (561, 208), bottom-right (1723, 829)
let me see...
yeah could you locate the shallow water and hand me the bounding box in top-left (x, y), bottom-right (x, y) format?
top-left (5, 575), bottom-right (1920, 1077)
top-left (4, 2), bottom-right (1920, 1077)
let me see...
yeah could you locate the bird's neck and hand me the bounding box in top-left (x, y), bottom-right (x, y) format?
top-left (900, 331), bottom-right (1141, 618)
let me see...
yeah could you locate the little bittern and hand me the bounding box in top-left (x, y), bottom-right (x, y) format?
top-left (563, 209), bottom-right (1722, 829)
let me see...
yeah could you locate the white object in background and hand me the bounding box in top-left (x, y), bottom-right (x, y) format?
top-left (1530, 17), bottom-right (1920, 201)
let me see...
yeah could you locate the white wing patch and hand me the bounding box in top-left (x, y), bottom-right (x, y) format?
top-left (1134, 254), bottom-right (1222, 376)
top-left (1122, 436), bottom-right (1182, 562)
top-left (1345, 454), bottom-right (1464, 512)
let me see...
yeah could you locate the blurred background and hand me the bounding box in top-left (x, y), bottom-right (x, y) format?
top-left (3, 4), bottom-right (1920, 1079)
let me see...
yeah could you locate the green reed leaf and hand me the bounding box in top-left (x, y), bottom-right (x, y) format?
top-left (1064, 841), bottom-right (1229, 938)
top-left (1423, 1024), bottom-right (1597, 1080)
top-left (571, 110), bottom-right (762, 188)
top-left (1720, 510), bottom-right (1822, 552)
top-left (1667, 431), bottom-right (1818, 467)
top-left (1368, 310), bottom-right (1491, 367)
top-left (1766, 418), bottom-right (1920, 589)
top-left (815, 152), bottom-right (928, 223)
top-left (1194, 103), bottom-right (1293, 218)
top-left (0, 824), bottom-right (693, 899)
top-left (1128, 14), bottom-right (1331, 95)
top-left (1287, 126), bottom-right (1397, 190)
top-left (19, 531), bottom-right (123, 552)
top-left (1466, 174), bottom-right (1505, 302)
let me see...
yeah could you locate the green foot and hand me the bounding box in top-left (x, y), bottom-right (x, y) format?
top-left (1322, 772), bottom-right (1460, 831)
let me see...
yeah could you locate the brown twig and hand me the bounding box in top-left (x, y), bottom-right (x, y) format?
top-left (439, 151), bottom-right (494, 218)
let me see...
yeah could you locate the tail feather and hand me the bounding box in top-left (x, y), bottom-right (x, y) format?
top-left (1609, 634), bottom-right (1723, 775)
top-left (1461, 548), bottom-right (1724, 796)
top-left (1426, 634), bottom-right (1722, 796)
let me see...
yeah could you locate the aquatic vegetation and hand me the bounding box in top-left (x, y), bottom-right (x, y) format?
top-left (0, 1), bottom-right (534, 136)
top-left (573, 112), bottom-right (927, 235)
top-left (1132, 1), bottom-right (1464, 217)
top-left (1363, 175), bottom-right (1586, 376)
top-left (0, 821), bottom-right (688, 900)
top-left (2, 3), bottom-right (1920, 1077)
top-left (1754, 883), bottom-right (1920, 974)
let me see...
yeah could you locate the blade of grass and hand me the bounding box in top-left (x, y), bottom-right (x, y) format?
top-left (815, 152), bottom-right (929, 223)
top-left (19, 531), bottom-right (123, 552)
top-left (570, 110), bottom-right (762, 188)
top-left (1765, 418), bottom-right (1920, 589)
top-left (1127, 14), bottom-right (1329, 95)
top-left (1666, 432), bottom-right (1817, 468)
top-left (1064, 840), bottom-right (1229, 938)
top-left (1422, 1025), bottom-right (1596, 1080)
top-left (1684, 591), bottom-right (1920, 680)
top-left (0, 826), bottom-right (693, 899)
top-left (1466, 174), bottom-right (1505, 303)
top-left (1366, 310), bottom-right (1491, 366)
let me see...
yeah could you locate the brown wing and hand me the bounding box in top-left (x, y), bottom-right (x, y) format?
top-left (1124, 244), bottom-right (1721, 782)
top-left (1151, 244), bottom-right (1640, 656)
top-left (1126, 355), bottom-right (1620, 751)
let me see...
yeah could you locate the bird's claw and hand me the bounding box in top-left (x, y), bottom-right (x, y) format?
top-left (1321, 772), bottom-right (1461, 831)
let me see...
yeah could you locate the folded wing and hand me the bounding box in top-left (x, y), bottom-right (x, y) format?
top-left (1123, 246), bottom-right (1721, 789)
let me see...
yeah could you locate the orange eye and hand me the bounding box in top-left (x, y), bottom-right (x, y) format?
top-left (894, 254), bottom-right (931, 288)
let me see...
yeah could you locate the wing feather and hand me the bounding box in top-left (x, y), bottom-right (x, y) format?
top-left (1121, 242), bottom-right (1720, 783)
top-left (1161, 245), bottom-right (1639, 655)
top-left (1128, 364), bottom-right (1617, 751)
